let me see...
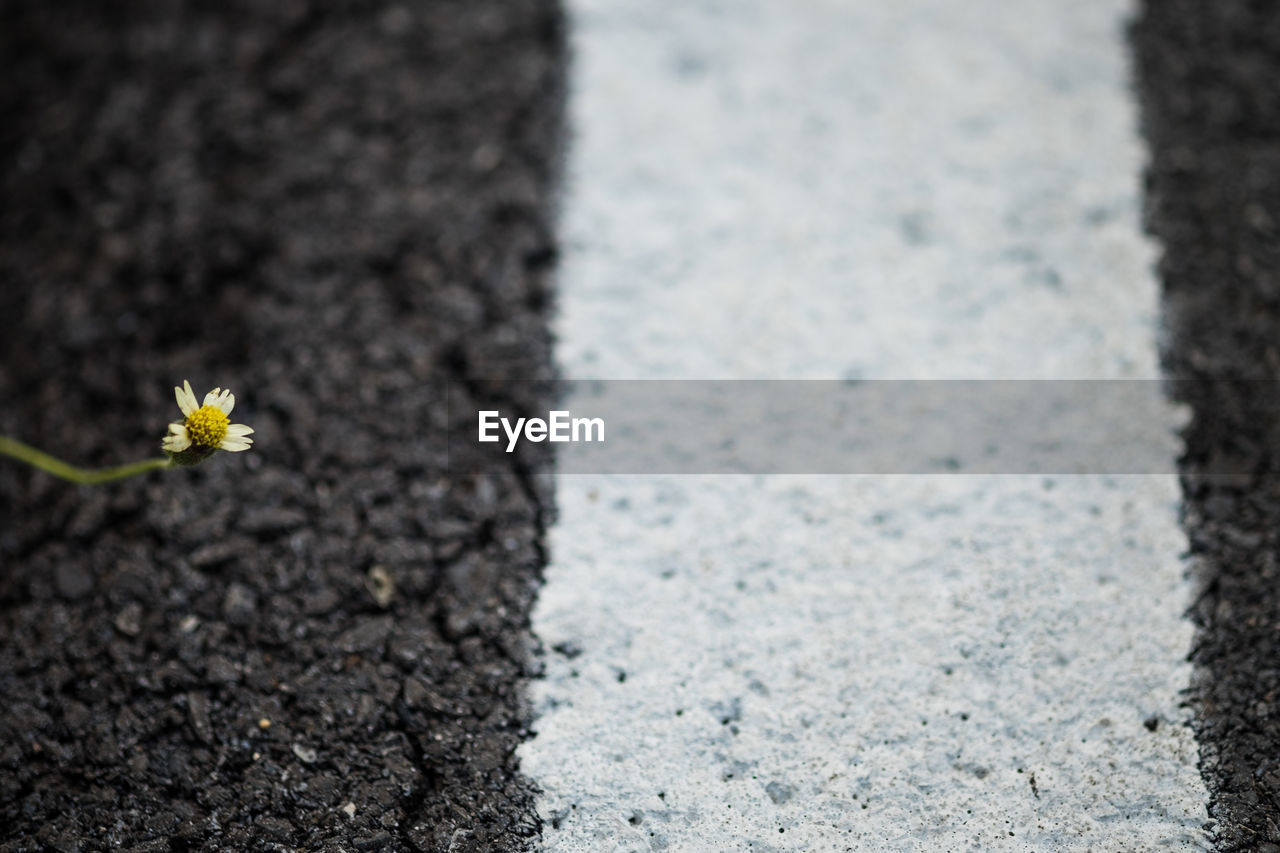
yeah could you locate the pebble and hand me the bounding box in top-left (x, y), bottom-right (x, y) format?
top-left (113, 602), bottom-right (143, 637)
top-left (222, 582), bottom-right (257, 627)
top-left (186, 692), bottom-right (213, 744)
top-left (337, 615), bottom-right (393, 654)
top-left (54, 563), bottom-right (93, 600)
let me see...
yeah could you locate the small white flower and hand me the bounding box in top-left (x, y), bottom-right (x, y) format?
top-left (162, 380), bottom-right (255, 456)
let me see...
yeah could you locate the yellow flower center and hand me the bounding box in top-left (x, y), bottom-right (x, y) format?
top-left (186, 405), bottom-right (229, 448)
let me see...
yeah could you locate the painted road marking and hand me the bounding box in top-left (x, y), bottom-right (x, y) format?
top-left (522, 0), bottom-right (1210, 849)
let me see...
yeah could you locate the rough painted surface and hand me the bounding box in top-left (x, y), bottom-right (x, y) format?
top-left (522, 0), bottom-right (1209, 849)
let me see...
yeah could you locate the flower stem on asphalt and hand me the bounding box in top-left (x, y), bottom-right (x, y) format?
top-left (0, 435), bottom-right (174, 484)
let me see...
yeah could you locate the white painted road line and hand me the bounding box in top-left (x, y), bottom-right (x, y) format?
top-left (522, 0), bottom-right (1210, 849)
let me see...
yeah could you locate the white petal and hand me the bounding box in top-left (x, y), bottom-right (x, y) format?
top-left (217, 390), bottom-right (236, 416)
top-left (202, 387), bottom-right (222, 408)
top-left (176, 381), bottom-right (199, 417)
top-left (225, 423), bottom-right (254, 436)
top-left (219, 436), bottom-right (253, 451)
top-left (162, 425), bottom-right (192, 452)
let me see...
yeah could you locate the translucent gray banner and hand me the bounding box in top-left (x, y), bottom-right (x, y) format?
top-left (445, 380), bottom-right (1280, 474)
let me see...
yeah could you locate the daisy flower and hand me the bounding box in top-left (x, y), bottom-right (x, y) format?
top-left (162, 380), bottom-right (254, 465)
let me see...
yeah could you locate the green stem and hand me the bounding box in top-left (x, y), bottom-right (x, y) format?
top-left (0, 435), bottom-right (173, 484)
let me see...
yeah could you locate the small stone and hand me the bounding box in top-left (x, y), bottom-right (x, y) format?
top-left (291, 743), bottom-right (318, 764)
top-left (187, 692), bottom-right (213, 744)
top-left (54, 563), bottom-right (94, 600)
top-left (366, 565), bottom-right (395, 608)
top-left (258, 718), bottom-right (271, 730)
top-left (190, 539), bottom-right (243, 568)
top-left (402, 676), bottom-right (429, 709)
top-left (222, 582), bottom-right (257, 627)
top-left (302, 587), bottom-right (340, 616)
top-left (255, 816), bottom-right (296, 843)
top-left (114, 602), bottom-right (143, 637)
top-left (341, 802), bottom-right (357, 819)
top-left (337, 615), bottom-right (394, 654)
top-left (354, 832), bottom-right (391, 851)
top-left (239, 507), bottom-right (307, 535)
top-left (205, 655), bottom-right (240, 684)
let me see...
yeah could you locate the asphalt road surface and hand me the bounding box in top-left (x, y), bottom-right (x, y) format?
top-left (1136, 2), bottom-right (1280, 851)
top-left (2, 0), bottom-right (1280, 851)
top-left (0, 2), bottom-right (563, 851)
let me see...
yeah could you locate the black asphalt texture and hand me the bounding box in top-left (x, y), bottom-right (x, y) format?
top-left (6, 1), bottom-right (1280, 851)
top-left (1135, 2), bottom-right (1280, 850)
top-left (0, 2), bottom-right (563, 851)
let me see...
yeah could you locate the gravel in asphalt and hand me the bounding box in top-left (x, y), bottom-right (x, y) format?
top-left (0, 2), bottom-right (563, 850)
top-left (1135, 1), bottom-right (1280, 849)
